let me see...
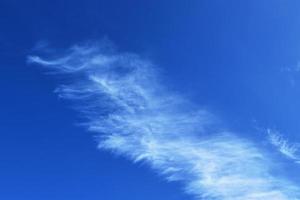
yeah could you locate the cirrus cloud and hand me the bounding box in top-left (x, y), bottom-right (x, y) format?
top-left (28, 41), bottom-right (300, 200)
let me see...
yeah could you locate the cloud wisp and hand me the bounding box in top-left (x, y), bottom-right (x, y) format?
top-left (28, 42), bottom-right (300, 200)
top-left (267, 129), bottom-right (300, 164)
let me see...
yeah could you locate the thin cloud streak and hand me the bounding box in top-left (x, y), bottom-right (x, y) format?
top-left (28, 42), bottom-right (300, 200)
top-left (267, 129), bottom-right (300, 164)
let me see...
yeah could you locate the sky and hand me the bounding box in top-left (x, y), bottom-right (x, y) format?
top-left (1, 1), bottom-right (300, 200)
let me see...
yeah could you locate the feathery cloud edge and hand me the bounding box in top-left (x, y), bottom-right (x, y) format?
top-left (267, 129), bottom-right (300, 164)
top-left (28, 42), bottom-right (300, 200)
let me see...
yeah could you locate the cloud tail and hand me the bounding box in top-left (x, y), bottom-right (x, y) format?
top-left (267, 129), bottom-right (300, 164)
top-left (28, 42), bottom-right (300, 200)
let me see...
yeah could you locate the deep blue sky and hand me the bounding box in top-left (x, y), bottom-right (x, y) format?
top-left (1, 1), bottom-right (300, 199)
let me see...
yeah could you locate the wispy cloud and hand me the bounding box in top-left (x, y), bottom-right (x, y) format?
top-left (28, 42), bottom-right (300, 200)
top-left (281, 62), bottom-right (300, 73)
top-left (281, 62), bottom-right (300, 87)
top-left (267, 129), bottom-right (300, 164)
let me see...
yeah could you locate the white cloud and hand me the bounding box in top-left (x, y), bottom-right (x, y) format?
top-left (267, 129), bottom-right (300, 164)
top-left (282, 62), bottom-right (300, 73)
top-left (28, 42), bottom-right (300, 200)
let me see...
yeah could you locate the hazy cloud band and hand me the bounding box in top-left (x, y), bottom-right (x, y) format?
top-left (28, 42), bottom-right (300, 200)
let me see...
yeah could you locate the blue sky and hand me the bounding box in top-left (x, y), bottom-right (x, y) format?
top-left (1, 1), bottom-right (300, 199)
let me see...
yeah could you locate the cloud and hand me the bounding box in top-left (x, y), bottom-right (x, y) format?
top-left (281, 62), bottom-right (300, 87)
top-left (267, 129), bottom-right (300, 164)
top-left (28, 42), bottom-right (300, 200)
top-left (281, 62), bottom-right (300, 73)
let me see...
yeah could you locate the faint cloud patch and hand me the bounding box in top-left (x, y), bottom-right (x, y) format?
top-left (267, 129), bottom-right (300, 164)
top-left (281, 62), bottom-right (300, 87)
top-left (28, 41), bottom-right (300, 200)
